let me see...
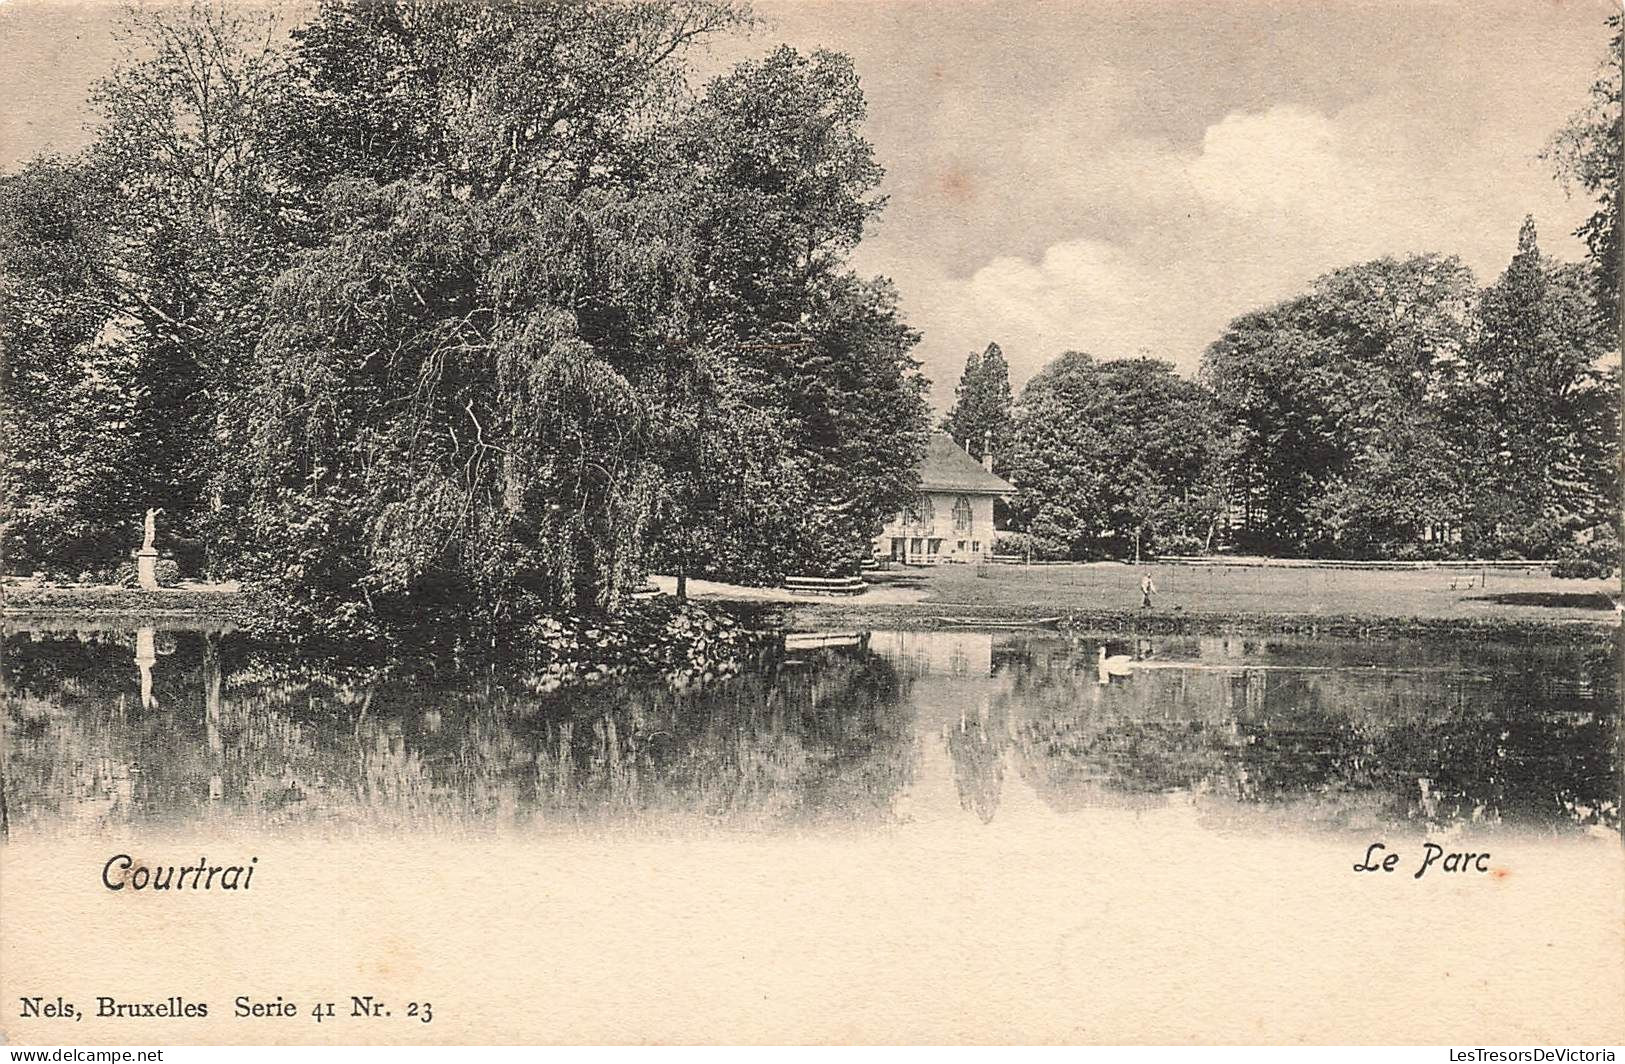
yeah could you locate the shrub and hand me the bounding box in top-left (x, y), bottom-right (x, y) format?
top-left (163, 535), bottom-right (207, 579)
top-left (1551, 557), bottom-right (1611, 579)
top-left (1550, 523), bottom-right (1620, 579)
top-left (1153, 532), bottom-right (1207, 558)
top-left (1578, 523), bottom-right (1621, 571)
top-left (992, 534), bottom-right (1029, 556)
top-left (154, 559), bottom-right (182, 586)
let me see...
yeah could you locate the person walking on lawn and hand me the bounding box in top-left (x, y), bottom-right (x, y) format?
top-left (1140, 572), bottom-right (1156, 609)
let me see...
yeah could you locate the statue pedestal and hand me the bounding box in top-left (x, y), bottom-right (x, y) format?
top-left (136, 548), bottom-right (160, 591)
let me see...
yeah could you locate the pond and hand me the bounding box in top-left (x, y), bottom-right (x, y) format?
top-left (3, 620), bottom-right (1617, 839)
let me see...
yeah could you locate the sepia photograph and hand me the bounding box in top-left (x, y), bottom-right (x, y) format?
top-left (0, 0), bottom-right (1620, 1049)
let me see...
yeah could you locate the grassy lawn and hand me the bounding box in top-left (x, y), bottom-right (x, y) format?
top-left (857, 561), bottom-right (1620, 627)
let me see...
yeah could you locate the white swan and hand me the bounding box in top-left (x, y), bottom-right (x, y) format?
top-left (1098, 646), bottom-right (1134, 676)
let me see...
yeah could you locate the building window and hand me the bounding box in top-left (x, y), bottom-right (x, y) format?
top-left (952, 495), bottom-right (973, 533)
top-left (904, 494), bottom-right (934, 527)
top-left (972, 541), bottom-right (981, 553)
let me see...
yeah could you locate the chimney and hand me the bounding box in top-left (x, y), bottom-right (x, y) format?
top-left (982, 430), bottom-right (994, 473)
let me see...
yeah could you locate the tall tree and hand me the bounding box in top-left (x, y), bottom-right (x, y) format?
top-left (1543, 12), bottom-right (1622, 336)
top-left (941, 341), bottom-right (1014, 469)
top-left (645, 44), bottom-right (928, 584)
top-left (1203, 254), bottom-right (1479, 555)
top-left (2, 4), bottom-right (299, 575)
top-left (243, 0), bottom-right (749, 635)
top-left (239, 1), bottom-right (926, 637)
top-left (0, 159), bottom-right (140, 570)
top-left (90, 3), bottom-right (303, 569)
top-left (1008, 354), bottom-right (1228, 561)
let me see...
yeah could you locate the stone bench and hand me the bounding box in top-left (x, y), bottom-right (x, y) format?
top-left (782, 575), bottom-right (868, 596)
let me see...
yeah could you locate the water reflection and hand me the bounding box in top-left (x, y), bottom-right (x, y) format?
top-left (1, 622), bottom-right (1617, 837)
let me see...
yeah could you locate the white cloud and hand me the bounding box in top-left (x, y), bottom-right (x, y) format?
top-left (1186, 105), bottom-right (1343, 210)
top-left (958, 239), bottom-right (1166, 358)
top-left (882, 236), bottom-right (1204, 401)
top-left (867, 93), bottom-right (1595, 412)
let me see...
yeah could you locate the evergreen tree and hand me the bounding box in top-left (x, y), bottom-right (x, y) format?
top-left (941, 341), bottom-right (1014, 468)
top-left (1457, 216), bottom-right (1615, 554)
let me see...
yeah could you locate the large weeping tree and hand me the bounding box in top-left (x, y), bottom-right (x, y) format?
top-left (240, 0), bottom-right (928, 636)
top-left (243, 0), bottom-right (747, 635)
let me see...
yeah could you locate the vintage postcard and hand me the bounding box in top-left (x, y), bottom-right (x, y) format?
top-left (1, 0), bottom-right (1621, 1048)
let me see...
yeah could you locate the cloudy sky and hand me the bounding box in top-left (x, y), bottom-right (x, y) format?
top-left (1, 0), bottom-right (1614, 409)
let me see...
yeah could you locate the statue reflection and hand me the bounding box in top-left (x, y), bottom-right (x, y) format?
top-left (205, 633), bottom-right (224, 802)
top-left (134, 626), bottom-right (157, 709)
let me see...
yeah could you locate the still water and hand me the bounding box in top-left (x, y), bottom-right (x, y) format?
top-left (2, 620), bottom-right (1618, 838)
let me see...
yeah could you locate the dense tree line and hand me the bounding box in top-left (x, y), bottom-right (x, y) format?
top-left (1203, 223), bottom-right (1617, 560)
top-left (1, 0), bottom-right (929, 639)
top-left (957, 216), bottom-right (1618, 564)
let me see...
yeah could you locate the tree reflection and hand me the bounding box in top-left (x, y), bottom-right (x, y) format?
top-left (1, 626), bottom-right (1616, 836)
top-left (945, 701), bottom-right (1009, 824)
top-left (1000, 633), bottom-right (1621, 832)
top-left (1, 629), bottom-right (916, 833)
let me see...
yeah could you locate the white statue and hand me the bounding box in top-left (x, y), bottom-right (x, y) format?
top-left (141, 507), bottom-right (162, 552)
